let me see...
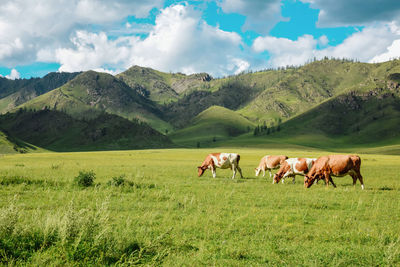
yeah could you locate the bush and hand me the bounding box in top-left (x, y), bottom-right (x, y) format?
top-left (107, 175), bottom-right (126, 187)
top-left (74, 170), bottom-right (95, 187)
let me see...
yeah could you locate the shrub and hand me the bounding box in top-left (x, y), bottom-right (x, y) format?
top-left (107, 175), bottom-right (126, 187)
top-left (74, 170), bottom-right (95, 187)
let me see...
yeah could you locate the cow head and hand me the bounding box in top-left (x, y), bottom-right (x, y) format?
top-left (273, 173), bottom-right (283, 184)
top-left (197, 166), bottom-right (206, 177)
top-left (304, 175), bottom-right (316, 188)
top-left (254, 168), bottom-right (261, 177)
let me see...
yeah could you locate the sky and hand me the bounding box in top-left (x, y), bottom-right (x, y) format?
top-left (1, 0), bottom-right (400, 79)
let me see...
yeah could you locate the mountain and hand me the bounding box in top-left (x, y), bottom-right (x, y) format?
top-left (19, 71), bottom-right (171, 132)
top-left (169, 105), bottom-right (255, 146)
top-left (117, 65), bottom-right (212, 103)
top-left (161, 79), bottom-right (261, 128)
top-left (242, 71), bottom-right (400, 149)
top-left (0, 109), bottom-right (173, 152)
top-left (0, 72), bottom-right (80, 113)
top-left (164, 59), bottom-right (400, 149)
top-left (2, 59), bottom-right (400, 152)
top-left (235, 59), bottom-right (380, 123)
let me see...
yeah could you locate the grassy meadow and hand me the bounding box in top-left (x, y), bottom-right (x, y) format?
top-left (0, 147), bottom-right (399, 265)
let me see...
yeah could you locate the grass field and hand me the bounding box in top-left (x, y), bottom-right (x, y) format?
top-left (0, 147), bottom-right (399, 265)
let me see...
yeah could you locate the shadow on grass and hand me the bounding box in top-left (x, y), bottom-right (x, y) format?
top-left (378, 186), bottom-right (394, 191)
top-left (0, 176), bottom-right (62, 187)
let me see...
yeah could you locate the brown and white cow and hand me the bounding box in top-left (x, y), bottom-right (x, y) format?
top-left (273, 158), bottom-right (316, 184)
top-left (198, 153), bottom-right (243, 179)
top-left (304, 155), bottom-right (364, 189)
top-left (255, 155), bottom-right (288, 178)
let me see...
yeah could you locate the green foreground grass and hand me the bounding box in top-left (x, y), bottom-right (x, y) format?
top-left (0, 148), bottom-right (399, 265)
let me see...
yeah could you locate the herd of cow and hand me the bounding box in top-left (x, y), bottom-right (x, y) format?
top-left (197, 153), bottom-right (365, 189)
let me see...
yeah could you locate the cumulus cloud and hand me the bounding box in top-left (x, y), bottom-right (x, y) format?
top-left (253, 35), bottom-right (317, 67)
top-left (54, 31), bottom-right (132, 73)
top-left (218, 0), bottom-right (283, 34)
top-left (0, 0), bottom-right (162, 67)
top-left (370, 40), bottom-right (400, 62)
top-left (54, 4), bottom-right (249, 77)
top-left (316, 25), bottom-right (399, 61)
top-left (301, 0), bottom-right (400, 27)
top-left (253, 24), bottom-right (400, 68)
top-left (5, 69), bottom-right (21, 80)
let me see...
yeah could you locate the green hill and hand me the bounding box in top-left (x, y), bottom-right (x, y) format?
top-left (0, 130), bottom-right (42, 154)
top-left (169, 105), bottom-right (254, 146)
top-left (0, 72), bottom-right (80, 113)
top-left (117, 65), bottom-right (212, 103)
top-left (236, 59), bottom-right (393, 124)
top-left (242, 72), bottom-right (400, 150)
top-left (19, 71), bottom-right (171, 132)
top-left (0, 109), bottom-right (173, 152)
top-left (162, 79), bottom-right (261, 128)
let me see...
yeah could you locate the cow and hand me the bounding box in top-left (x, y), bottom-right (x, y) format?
top-left (255, 155), bottom-right (288, 178)
top-left (197, 153), bottom-right (243, 179)
top-left (273, 157), bottom-right (316, 184)
top-left (304, 155), bottom-right (364, 189)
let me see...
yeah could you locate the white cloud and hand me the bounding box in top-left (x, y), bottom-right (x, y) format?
top-left (315, 25), bottom-right (399, 61)
top-left (54, 4), bottom-right (249, 77)
top-left (218, 0), bottom-right (283, 34)
top-left (370, 39), bottom-right (400, 62)
top-left (55, 31), bottom-right (132, 73)
top-left (253, 35), bottom-right (317, 67)
top-left (5, 69), bottom-right (20, 80)
top-left (318, 35), bottom-right (329, 46)
top-left (0, 0), bottom-right (163, 67)
top-left (253, 23), bottom-right (400, 68)
top-left (300, 0), bottom-right (400, 27)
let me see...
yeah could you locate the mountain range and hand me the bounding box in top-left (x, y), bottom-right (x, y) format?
top-left (1, 58), bottom-right (400, 153)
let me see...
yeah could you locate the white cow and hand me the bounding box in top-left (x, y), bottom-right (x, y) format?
top-left (197, 153), bottom-right (243, 179)
top-left (273, 158), bottom-right (316, 184)
top-left (255, 155), bottom-right (288, 178)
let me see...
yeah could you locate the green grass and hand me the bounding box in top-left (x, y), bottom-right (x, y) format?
top-left (0, 147), bottom-right (399, 265)
top-left (169, 106), bottom-right (254, 147)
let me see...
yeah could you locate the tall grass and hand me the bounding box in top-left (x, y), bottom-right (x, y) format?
top-left (0, 196), bottom-right (166, 265)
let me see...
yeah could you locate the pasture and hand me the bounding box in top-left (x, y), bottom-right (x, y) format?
top-left (0, 148), bottom-right (399, 265)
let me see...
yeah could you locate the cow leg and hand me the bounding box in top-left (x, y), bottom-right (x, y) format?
top-left (231, 164), bottom-right (237, 179)
top-left (324, 174), bottom-right (330, 187)
top-left (328, 176), bottom-right (337, 188)
top-left (268, 169), bottom-right (271, 178)
top-left (211, 167), bottom-right (216, 178)
top-left (292, 175), bottom-right (296, 184)
top-left (351, 174), bottom-right (357, 186)
top-left (237, 166), bottom-right (243, 179)
top-left (357, 173), bottom-right (365, 190)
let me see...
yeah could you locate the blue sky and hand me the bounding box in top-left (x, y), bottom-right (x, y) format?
top-left (1, 0), bottom-right (400, 79)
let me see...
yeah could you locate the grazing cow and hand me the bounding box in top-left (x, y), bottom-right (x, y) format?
top-left (198, 153), bottom-right (243, 179)
top-left (255, 155), bottom-right (288, 178)
top-left (273, 158), bottom-right (316, 184)
top-left (304, 155), bottom-right (364, 189)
